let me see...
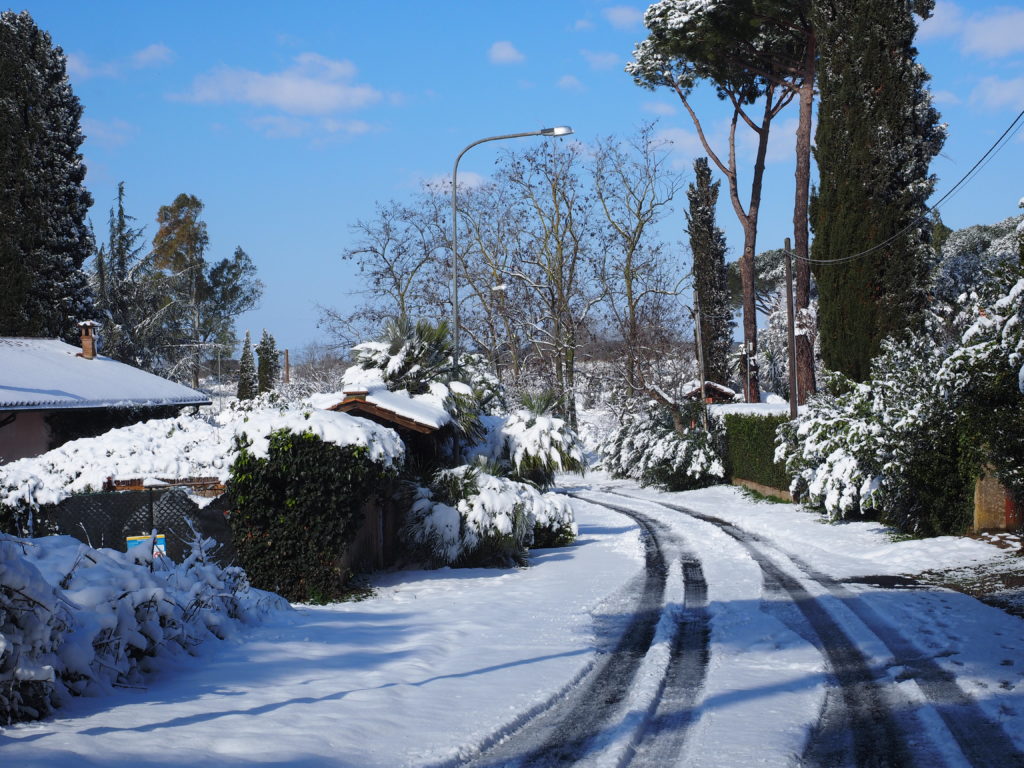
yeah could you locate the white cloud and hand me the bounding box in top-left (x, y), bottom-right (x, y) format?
top-left (917, 1), bottom-right (963, 41)
top-left (248, 115), bottom-right (309, 139)
top-left (919, 3), bottom-right (1024, 59)
top-left (66, 44), bottom-right (173, 79)
top-left (557, 74), bottom-right (585, 91)
top-left (131, 43), bottom-right (173, 68)
top-left (81, 117), bottom-right (138, 147)
top-left (581, 49), bottom-right (620, 70)
top-left (603, 6), bottom-right (644, 30)
top-left (247, 115), bottom-right (375, 139)
top-left (488, 41), bottom-right (525, 64)
top-left (573, 19), bottom-right (594, 31)
top-left (931, 89), bottom-right (962, 106)
top-left (970, 76), bottom-right (1024, 109)
top-left (643, 101), bottom-right (676, 116)
top-left (182, 53), bottom-right (381, 115)
top-left (961, 8), bottom-right (1024, 58)
top-left (323, 118), bottom-right (372, 135)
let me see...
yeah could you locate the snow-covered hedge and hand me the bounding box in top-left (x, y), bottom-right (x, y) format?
top-left (402, 466), bottom-right (577, 567)
top-left (0, 399), bottom-right (404, 533)
top-left (0, 528), bottom-right (286, 724)
top-left (600, 401), bottom-right (725, 491)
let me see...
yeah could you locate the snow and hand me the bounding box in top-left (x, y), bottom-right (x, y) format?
top-left (0, 501), bottom-right (644, 766)
top-left (710, 401), bottom-right (793, 417)
top-left (635, 483), bottom-right (1005, 579)
top-left (0, 338), bottom-right (209, 410)
top-left (0, 401), bottom-right (405, 510)
top-left (2, 478), bottom-right (1023, 764)
top-left (309, 366), bottom-right (453, 430)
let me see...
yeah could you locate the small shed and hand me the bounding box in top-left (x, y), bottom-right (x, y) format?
top-left (683, 380), bottom-right (738, 404)
top-left (0, 324), bottom-right (211, 464)
top-left (321, 388), bottom-right (450, 572)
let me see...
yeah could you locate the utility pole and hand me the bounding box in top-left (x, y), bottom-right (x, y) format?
top-left (785, 237), bottom-right (798, 419)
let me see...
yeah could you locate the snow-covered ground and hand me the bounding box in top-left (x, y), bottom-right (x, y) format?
top-left (3, 478), bottom-right (1023, 766)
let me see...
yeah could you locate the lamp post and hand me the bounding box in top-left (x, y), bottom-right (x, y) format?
top-left (450, 126), bottom-right (573, 370)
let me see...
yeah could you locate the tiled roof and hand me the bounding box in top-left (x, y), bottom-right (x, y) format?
top-left (0, 338), bottom-right (211, 411)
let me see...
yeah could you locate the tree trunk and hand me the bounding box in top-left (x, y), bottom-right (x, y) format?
top-left (793, 32), bottom-right (817, 404)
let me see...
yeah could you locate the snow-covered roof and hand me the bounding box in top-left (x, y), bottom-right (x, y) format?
top-left (0, 338), bottom-right (210, 411)
top-left (309, 367), bottom-right (454, 432)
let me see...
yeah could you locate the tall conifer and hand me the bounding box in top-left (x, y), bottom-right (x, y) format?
top-left (256, 330), bottom-right (280, 394)
top-left (686, 158), bottom-right (733, 385)
top-left (237, 331), bottom-right (257, 401)
top-left (810, 0), bottom-right (944, 380)
top-left (0, 11), bottom-right (93, 340)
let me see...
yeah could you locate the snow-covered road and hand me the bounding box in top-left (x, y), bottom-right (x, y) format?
top-left (2, 480), bottom-right (1023, 767)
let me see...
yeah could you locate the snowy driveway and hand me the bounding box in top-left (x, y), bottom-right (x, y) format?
top-left (3, 480), bottom-right (1024, 767)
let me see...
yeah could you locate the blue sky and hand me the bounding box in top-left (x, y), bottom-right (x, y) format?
top-left (19, 1), bottom-right (1024, 354)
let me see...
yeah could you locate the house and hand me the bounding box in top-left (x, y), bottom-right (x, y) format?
top-left (0, 322), bottom-right (211, 464)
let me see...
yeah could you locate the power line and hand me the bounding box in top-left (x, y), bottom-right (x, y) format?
top-left (796, 105), bottom-right (1024, 266)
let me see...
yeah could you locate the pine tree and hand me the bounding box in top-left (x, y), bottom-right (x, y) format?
top-left (255, 329), bottom-right (280, 394)
top-left (810, 0), bottom-right (944, 381)
top-left (686, 158), bottom-right (733, 385)
top-left (237, 331), bottom-right (257, 401)
top-left (0, 11), bottom-right (94, 341)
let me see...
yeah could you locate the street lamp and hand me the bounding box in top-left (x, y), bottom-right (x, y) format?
top-left (450, 126), bottom-right (573, 370)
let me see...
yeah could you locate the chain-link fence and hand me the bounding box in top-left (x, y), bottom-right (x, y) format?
top-left (34, 488), bottom-right (235, 565)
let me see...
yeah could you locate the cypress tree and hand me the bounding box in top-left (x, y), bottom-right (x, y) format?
top-left (686, 157), bottom-right (733, 385)
top-left (237, 331), bottom-right (257, 401)
top-left (0, 11), bottom-right (94, 340)
top-left (810, 0), bottom-right (944, 380)
top-left (256, 329), bottom-right (280, 394)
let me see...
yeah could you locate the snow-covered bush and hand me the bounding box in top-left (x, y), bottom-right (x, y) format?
top-left (0, 529), bottom-right (285, 724)
top-left (600, 400), bottom-right (725, 491)
top-left (228, 429), bottom-right (400, 603)
top-left (402, 466), bottom-right (577, 567)
top-left (778, 338), bottom-right (981, 535)
top-left (0, 398), bottom-right (404, 535)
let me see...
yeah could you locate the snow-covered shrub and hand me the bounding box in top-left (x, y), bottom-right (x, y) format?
top-left (778, 338), bottom-right (979, 535)
top-left (498, 409), bottom-right (585, 489)
top-left (402, 466), bottom-right (577, 567)
top-left (228, 428), bottom-right (399, 603)
top-left (0, 531), bottom-right (285, 724)
top-left (600, 400), bottom-right (725, 491)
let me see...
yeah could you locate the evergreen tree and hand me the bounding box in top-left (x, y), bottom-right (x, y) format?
top-left (810, 0), bottom-right (944, 381)
top-left (0, 11), bottom-right (94, 341)
top-left (92, 182), bottom-right (166, 368)
top-left (237, 331), bottom-right (257, 401)
top-left (686, 157), bottom-right (733, 385)
top-left (255, 329), bottom-right (280, 394)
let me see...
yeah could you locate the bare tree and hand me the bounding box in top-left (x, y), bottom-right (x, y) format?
top-left (591, 125), bottom-right (686, 397)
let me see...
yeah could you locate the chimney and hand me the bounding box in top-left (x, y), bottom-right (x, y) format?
top-left (77, 321), bottom-right (98, 360)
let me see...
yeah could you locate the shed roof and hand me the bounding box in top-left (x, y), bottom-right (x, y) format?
top-left (0, 338), bottom-right (211, 411)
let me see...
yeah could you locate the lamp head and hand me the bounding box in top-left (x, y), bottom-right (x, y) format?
top-left (540, 126), bottom-right (573, 137)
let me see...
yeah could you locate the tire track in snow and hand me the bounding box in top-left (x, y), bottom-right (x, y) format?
top-left (621, 491), bottom-right (1024, 768)
top-left (450, 498), bottom-right (710, 768)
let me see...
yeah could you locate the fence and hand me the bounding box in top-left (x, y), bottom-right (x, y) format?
top-left (34, 487), bottom-right (235, 565)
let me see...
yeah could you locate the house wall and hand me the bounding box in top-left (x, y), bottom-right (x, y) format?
top-left (0, 411), bottom-right (52, 464)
